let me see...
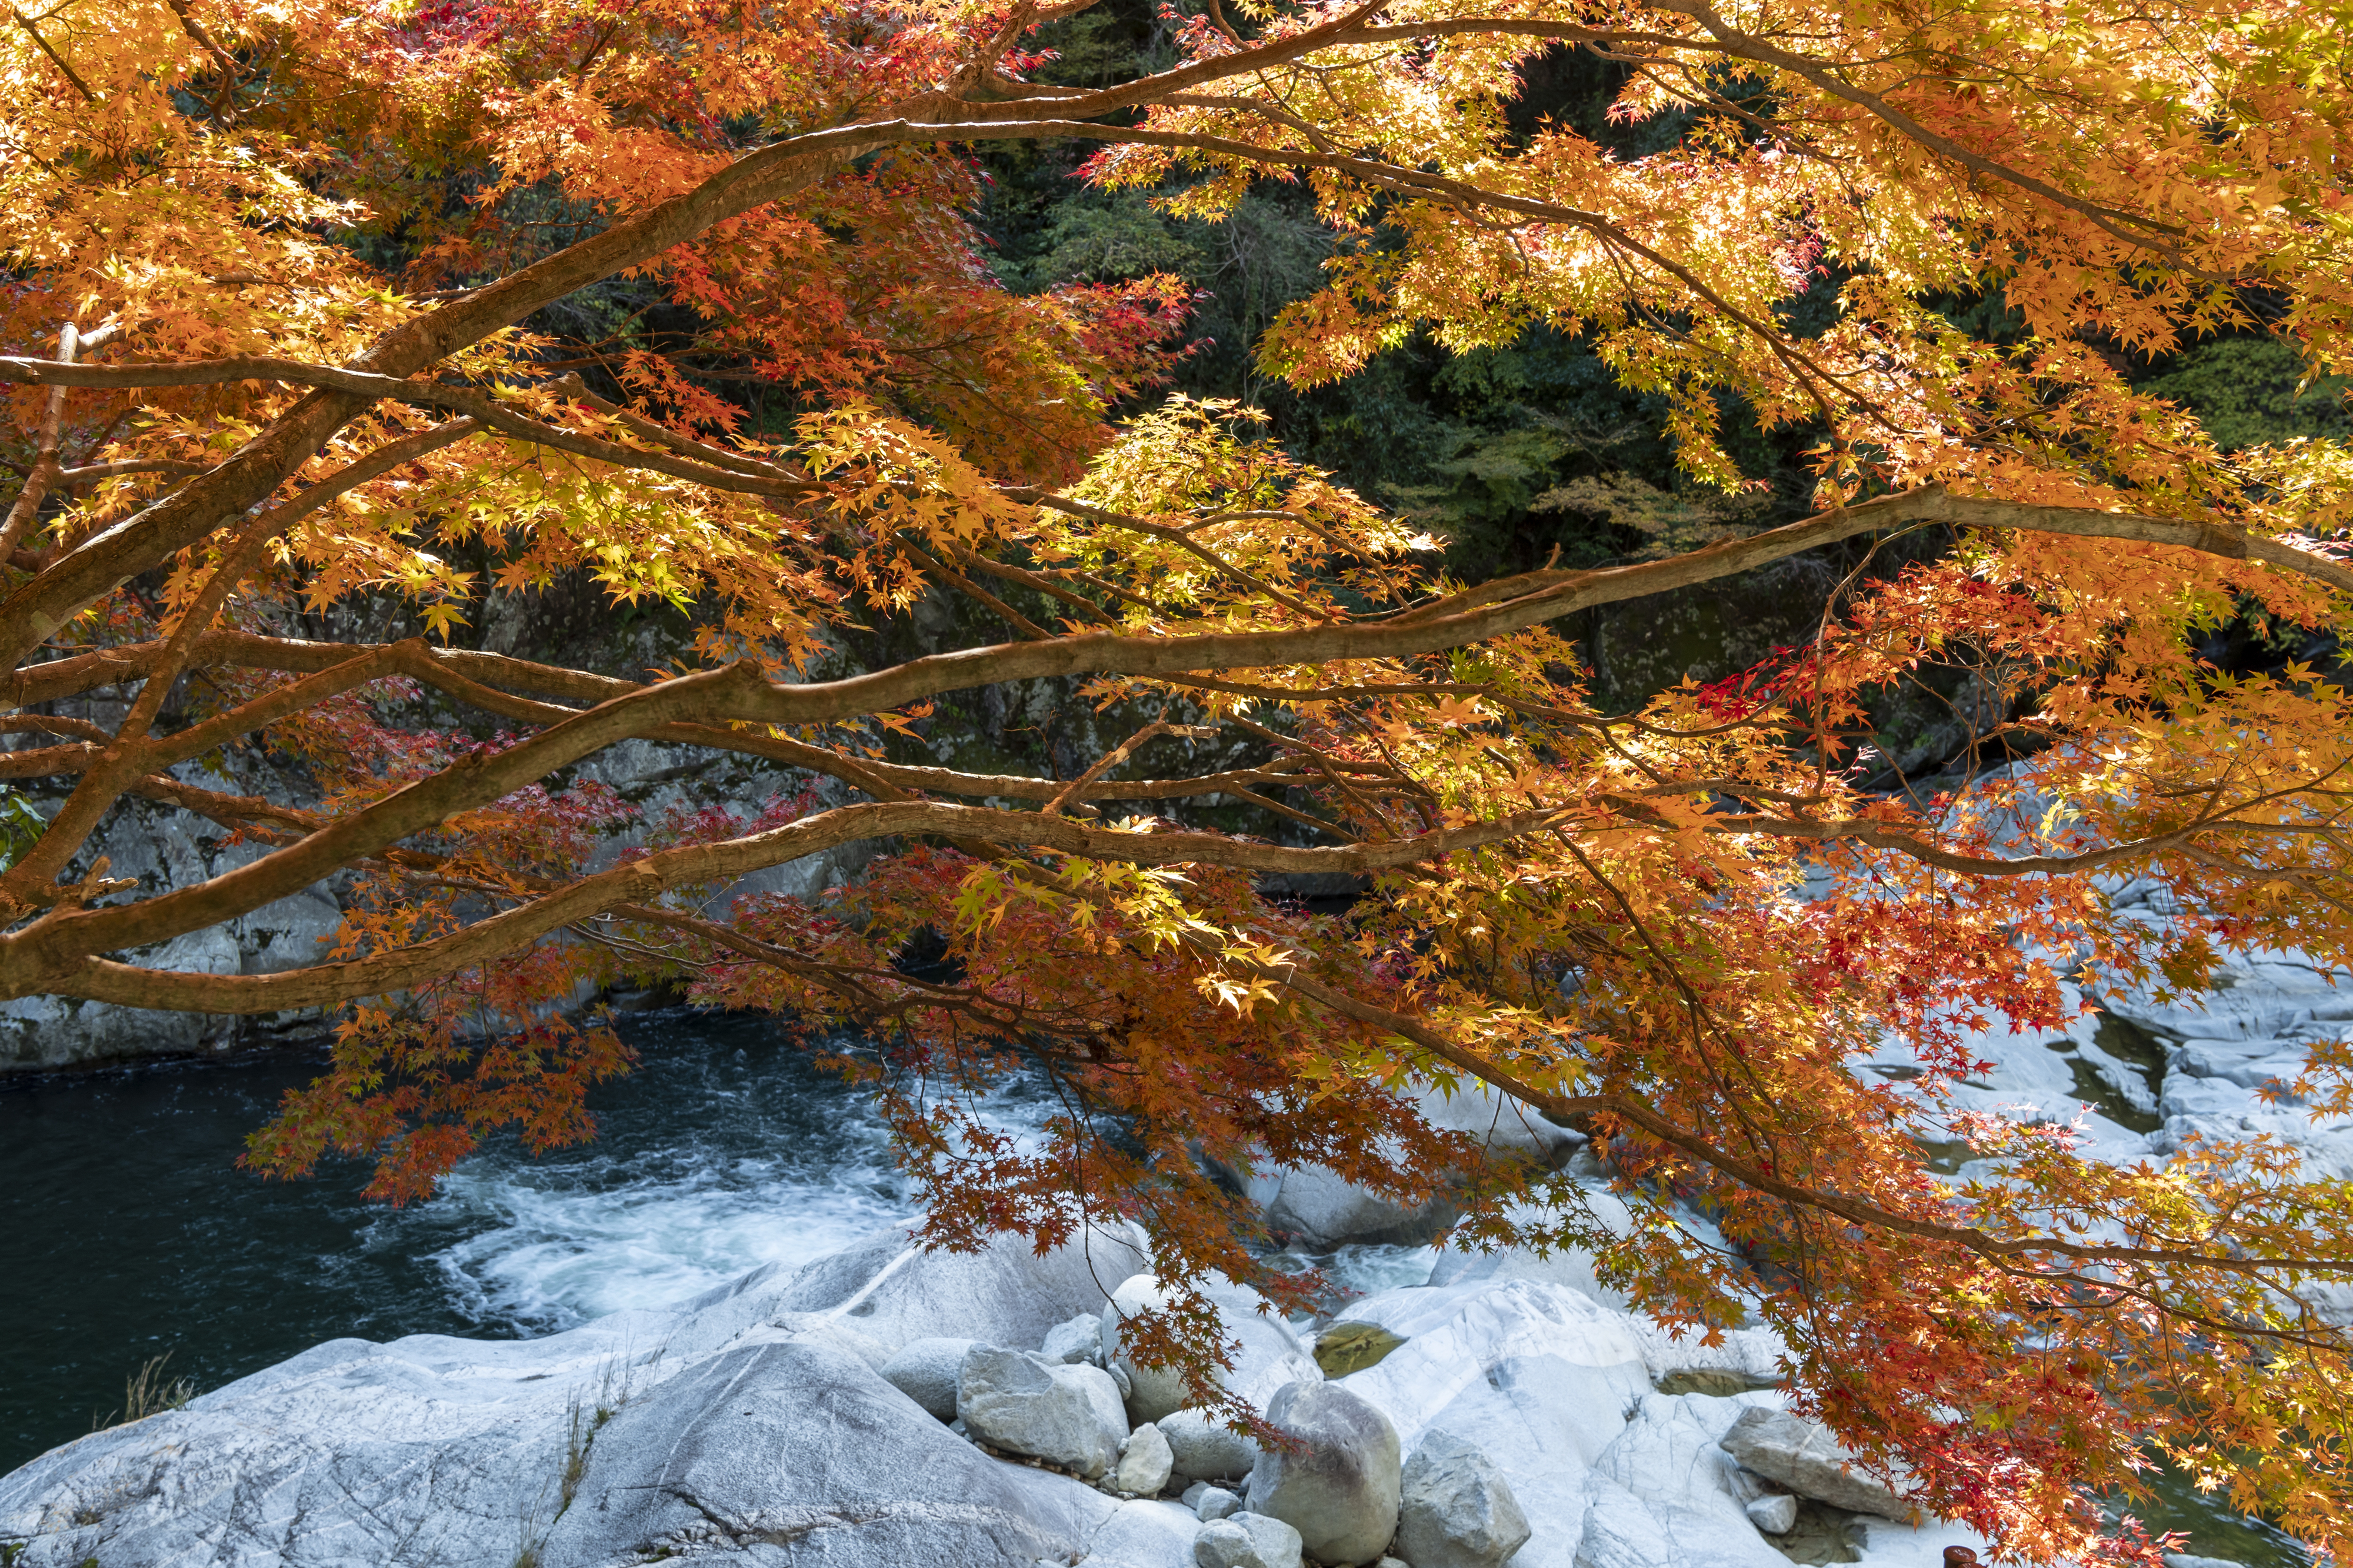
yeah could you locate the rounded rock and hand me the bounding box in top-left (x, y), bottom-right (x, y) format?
top-left (1159, 1407), bottom-right (1261, 1483)
top-left (1194, 1511), bottom-right (1305, 1568)
top-left (1244, 1380), bottom-right (1402, 1567)
top-left (1115, 1420), bottom-right (1176, 1496)
top-left (878, 1335), bottom-right (977, 1422)
top-left (1196, 1485), bottom-right (1243, 1522)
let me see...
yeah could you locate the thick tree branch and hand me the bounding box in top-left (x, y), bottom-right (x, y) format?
top-left (19, 800), bottom-right (1565, 1009)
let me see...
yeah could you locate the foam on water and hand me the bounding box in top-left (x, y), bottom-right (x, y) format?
top-left (401, 1017), bottom-right (1073, 1333)
top-left (424, 1149), bottom-right (919, 1329)
top-left (392, 1011), bottom-right (1418, 1336)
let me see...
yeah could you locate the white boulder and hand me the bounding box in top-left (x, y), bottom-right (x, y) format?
top-left (1085, 1497), bottom-right (1202, 1567)
top-left (1194, 1511), bottom-right (1305, 1568)
top-left (959, 1346), bottom-right (1131, 1478)
top-left (1394, 1430), bottom-right (1532, 1568)
top-left (880, 1335), bottom-right (978, 1421)
top-left (1244, 1380), bottom-right (1402, 1567)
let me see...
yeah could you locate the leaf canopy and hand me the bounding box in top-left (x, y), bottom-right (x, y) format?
top-left (2, 0), bottom-right (2352, 1557)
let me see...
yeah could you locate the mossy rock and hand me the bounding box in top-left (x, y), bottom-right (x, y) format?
top-left (1654, 1368), bottom-right (1778, 1398)
top-left (1314, 1322), bottom-right (1407, 1377)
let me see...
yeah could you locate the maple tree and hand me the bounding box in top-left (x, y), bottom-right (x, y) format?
top-left (3, 0), bottom-right (2352, 1557)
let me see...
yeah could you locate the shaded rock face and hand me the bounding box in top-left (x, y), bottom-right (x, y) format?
top-left (1159, 1410), bottom-right (1261, 1485)
top-left (1394, 1431), bottom-right (1532, 1568)
top-left (1578, 555), bottom-right (1840, 714)
top-left (1719, 1407), bottom-right (1913, 1522)
top-left (881, 1336), bottom-right (977, 1422)
top-left (1244, 1381), bottom-right (1402, 1567)
top-left (2, 706), bottom-right (870, 1073)
top-left (0, 793), bottom-right (336, 1071)
top-left (958, 1347), bottom-right (1129, 1478)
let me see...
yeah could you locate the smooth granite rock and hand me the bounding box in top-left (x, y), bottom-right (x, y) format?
top-left (960, 1346), bottom-right (1131, 1478)
top-left (1085, 1498), bottom-right (1202, 1567)
top-left (1159, 1409), bottom-right (1262, 1484)
top-left (1394, 1430), bottom-right (1532, 1568)
top-left (1118, 1422), bottom-right (1177, 1496)
top-left (1196, 1486), bottom-right (1242, 1522)
top-left (1194, 1511), bottom-right (1305, 1568)
top-left (1575, 1393), bottom-right (1791, 1568)
top-left (882, 1335), bottom-right (979, 1421)
top-left (776, 1223), bottom-right (1150, 1356)
top-left (1329, 1279), bottom-right (1651, 1567)
top-left (1746, 1493), bottom-right (1799, 1534)
top-left (538, 1340), bottom-right (1112, 1567)
top-left (1719, 1406), bottom-right (1914, 1521)
top-left (1245, 1380), bottom-right (1402, 1567)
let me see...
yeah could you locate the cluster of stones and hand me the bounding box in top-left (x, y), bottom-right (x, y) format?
top-left (878, 1272), bottom-right (1535, 1568)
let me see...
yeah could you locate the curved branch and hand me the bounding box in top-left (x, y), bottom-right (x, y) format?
top-left (0, 358), bottom-right (815, 500)
top-left (25, 800), bottom-right (1565, 1011)
top-left (3, 486), bottom-right (2337, 982)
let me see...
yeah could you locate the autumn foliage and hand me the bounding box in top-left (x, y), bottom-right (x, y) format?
top-left (4, 0), bottom-right (2353, 1557)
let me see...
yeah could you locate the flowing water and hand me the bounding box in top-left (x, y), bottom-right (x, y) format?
top-left (0, 1012), bottom-right (2311, 1565)
top-left (0, 1011), bottom-right (935, 1473)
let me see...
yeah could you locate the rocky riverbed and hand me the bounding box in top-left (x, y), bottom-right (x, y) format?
top-left (0, 1213), bottom-right (1985, 1568)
